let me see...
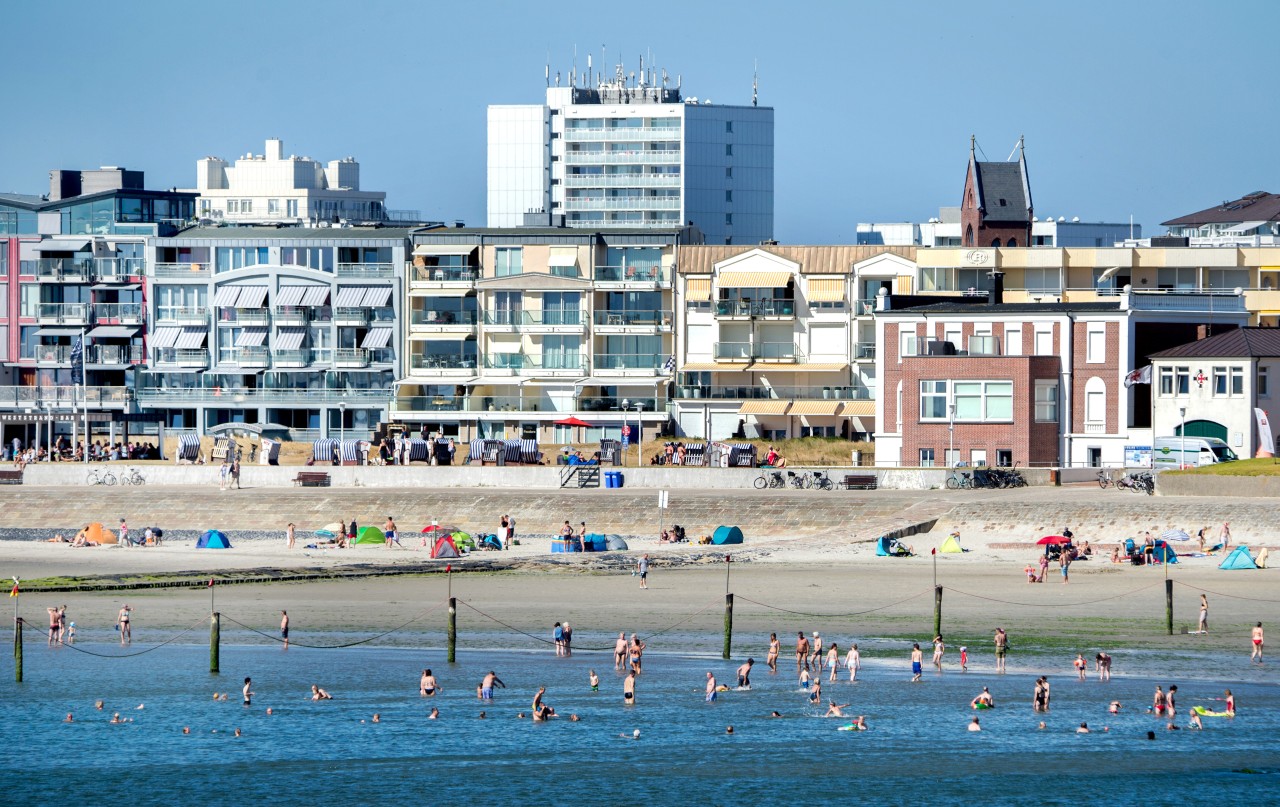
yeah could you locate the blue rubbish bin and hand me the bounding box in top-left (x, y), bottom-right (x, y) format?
top-left (614, 472), bottom-right (624, 488)
top-left (606, 471), bottom-right (618, 488)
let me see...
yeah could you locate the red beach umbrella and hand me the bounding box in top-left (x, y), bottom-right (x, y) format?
top-left (1036, 535), bottom-right (1070, 545)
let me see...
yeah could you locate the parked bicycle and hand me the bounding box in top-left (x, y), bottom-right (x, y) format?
top-left (753, 470), bottom-right (785, 489)
top-left (1116, 471), bottom-right (1155, 495)
top-left (86, 468), bottom-right (117, 486)
top-left (1097, 468), bottom-right (1114, 489)
top-left (119, 467), bottom-right (146, 486)
top-left (945, 469), bottom-right (974, 489)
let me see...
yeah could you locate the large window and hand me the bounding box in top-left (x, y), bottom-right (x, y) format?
top-left (1034, 381), bottom-right (1058, 422)
top-left (954, 381), bottom-right (1013, 421)
top-left (1022, 267), bottom-right (1061, 293)
top-left (155, 285), bottom-right (207, 321)
top-left (919, 267), bottom-right (985, 292)
top-left (541, 292), bottom-right (581, 325)
top-left (494, 247), bottom-right (522, 277)
top-left (919, 381), bottom-right (949, 420)
top-left (1157, 267), bottom-right (1197, 290)
top-left (215, 247), bottom-right (269, 273)
top-left (1085, 377), bottom-right (1107, 424)
top-left (281, 247), bottom-right (333, 272)
top-left (540, 335), bottom-right (581, 369)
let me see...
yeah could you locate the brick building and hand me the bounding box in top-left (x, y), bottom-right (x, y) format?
top-left (960, 136), bottom-right (1032, 248)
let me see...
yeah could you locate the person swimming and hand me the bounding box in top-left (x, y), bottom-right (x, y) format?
top-left (971, 687), bottom-right (995, 709)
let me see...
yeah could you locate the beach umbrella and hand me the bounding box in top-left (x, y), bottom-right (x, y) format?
top-left (321, 522), bottom-right (343, 534)
top-left (314, 529), bottom-right (335, 539)
top-left (1161, 529), bottom-right (1192, 542)
top-left (1036, 535), bottom-right (1070, 545)
top-left (554, 416), bottom-right (593, 443)
top-left (421, 524), bottom-right (460, 534)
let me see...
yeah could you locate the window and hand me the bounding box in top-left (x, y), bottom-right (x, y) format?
top-left (215, 247), bottom-right (268, 273)
top-left (968, 334), bottom-right (997, 355)
top-left (725, 121), bottom-right (733, 133)
top-left (280, 247), bottom-right (333, 272)
top-left (944, 448), bottom-right (960, 467)
top-left (1005, 327), bottom-right (1022, 356)
top-left (199, 199), bottom-right (210, 216)
top-left (1085, 377), bottom-right (1106, 424)
top-left (725, 166), bottom-right (732, 179)
top-left (725, 144), bottom-right (733, 156)
top-left (1159, 367), bottom-right (1174, 395)
top-left (1157, 267), bottom-right (1197, 290)
top-left (1086, 325), bottom-right (1105, 363)
top-left (943, 324), bottom-right (962, 352)
top-left (268, 199), bottom-right (280, 215)
top-left (20, 285), bottom-right (38, 318)
top-left (286, 199), bottom-right (298, 217)
top-left (1023, 267), bottom-right (1061, 293)
top-left (494, 247), bottom-right (522, 277)
top-left (996, 449), bottom-right (1013, 467)
top-left (1213, 366), bottom-right (1228, 396)
top-left (1231, 366), bottom-right (1244, 395)
top-left (1035, 381), bottom-right (1058, 422)
top-left (725, 213), bottom-right (733, 226)
top-left (725, 190), bottom-right (732, 203)
top-left (971, 449), bottom-right (988, 466)
top-left (1033, 326), bottom-right (1053, 356)
top-left (953, 381), bottom-right (1013, 421)
top-left (1260, 366), bottom-right (1269, 397)
top-left (919, 381), bottom-right (949, 420)
top-left (919, 448), bottom-right (935, 467)
top-left (227, 200), bottom-right (239, 214)
top-left (1175, 366), bottom-right (1189, 394)
top-left (899, 331), bottom-right (918, 361)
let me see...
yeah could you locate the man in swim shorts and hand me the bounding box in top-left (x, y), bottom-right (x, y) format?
top-left (910, 643), bottom-right (923, 682)
top-left (736, 658), bottom-right (754, 688)
top-left (614, 633), bottom-right (628, 669)
top-left (624, 671), bottom-right (636, 704)
top-left (705, 672), bottom-right (717, 702)
top-left (480, 671), bottom-right (505, 700)
top-left (994, 628), bottom-right (1008, 673)
top-left (796, 632), bottom-right (810, 673)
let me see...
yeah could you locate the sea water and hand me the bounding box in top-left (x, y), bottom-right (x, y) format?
top-left (2, 639), bottom-right (1278, 806)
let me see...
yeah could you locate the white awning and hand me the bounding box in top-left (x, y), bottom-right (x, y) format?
top-left (302, 287), bottom-right (330, 307)
top-left (175, 329), bottom-right (207, 349)
top-left (275, 327), bottom-right (306, 350)
top-left (87, 326), bottom-right (139, 339)
top-left (548, 247), bottom-right (579, 267)
top-left (214, 287), bottom-right (242, 307)
top-left (34, 239), bottom-right (90, 253)
top-left (412, 245), bottom-right (476, 257)
top-left (92, 283), bottom-right (141, 291)
top-left (277, 286), bottom-right (307, 306)
top-left (236, 286), bottom-right (269, 308)
top-left (1224, 220), bottom-right (1267, 234)
top-left (361, 327), bottom-right (393, 349)
top-left (151, 327), bottom-right (180, 348)
top-left (235, 328), bottom-right (268, 347)
top-left (362, 287), bottom-right (392, 307)
top-left (335, 287), bottom-right (367, 307)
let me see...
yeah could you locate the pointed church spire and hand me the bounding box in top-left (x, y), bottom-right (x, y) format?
top-left (970, 134), bottom-right (976, 161)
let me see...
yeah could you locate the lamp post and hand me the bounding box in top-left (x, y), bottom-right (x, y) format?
top-left (948, 403), bottom-right (956, 469)
top-left (339, 399), bottom-right (347, 454)
top-left (1179, 405), bottom-right (1187, 470)
top-left (633, 401), bottom-right (644, 467)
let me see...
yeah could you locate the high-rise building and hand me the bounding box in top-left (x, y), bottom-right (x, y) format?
top-left (488, 61), bottom-right (774, 245)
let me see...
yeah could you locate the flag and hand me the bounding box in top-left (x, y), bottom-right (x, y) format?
top-left (9, 578), bottom-right (18, 598)
top-left (1123, 365), bottom-right (1152, 388)
top-left (70, 334), bottom-right (85, 385)
top-left (208, 578), bottom-right (214, 588)
top-left (931, 548), bottom-right (937, 555)
top-left (1256, 408), bottom-right (1274, 459)
top-left (663, 355), bottom-right (675, 373)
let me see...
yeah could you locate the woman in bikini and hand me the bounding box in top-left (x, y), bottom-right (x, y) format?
top-left (420, 669), bottom-right (439, 696)
top-left (766, 633), bottom-right (780, 673)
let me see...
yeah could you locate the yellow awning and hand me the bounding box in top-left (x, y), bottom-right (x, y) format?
top-left (680, 362), bottom-right (750, 372)
top-left (839, 400), bottom-right (876, 416)
top-left (807, 278), bottom-right (845, 302)
top-left (686, 277), bottom-right (711, 301)
top-left (1260, 266), bottom-right (1280, 272)
top-left (717, 270), bottom-right (793, 288)
top-left (751, 362), bottom-right (849, 372)
top-left (789, 400), bottom-right (842, 416)
top-left (739, 400), bottom-right (791, 415)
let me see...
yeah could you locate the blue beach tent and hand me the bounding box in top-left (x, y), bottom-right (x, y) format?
top-left (196, 530), bottom-right (232, 549)
top-left (1219, 545), bottom-right (1257, 570)
top-left (711, 526), bottom-right (743, 545)
top-left (877, 536), bottom-right (912, 557)
top-left (1152, 541), bottom-right (1178, 564)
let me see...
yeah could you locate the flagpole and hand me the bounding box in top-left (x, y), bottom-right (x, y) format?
top-left (79, 329), bottom-right (88, 464)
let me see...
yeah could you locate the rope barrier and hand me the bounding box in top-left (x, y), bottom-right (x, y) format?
top-left (221, 600), bottom-right (447, 649)
top-left (53, 616), bottom-right (210, 659)
top-left (457, 597), bottom-right (724, 652)
top-left (735, 589), bottom-right (932, 618)
top-left (1172, 580), bottom-right (1280, 604)
top-left (941, 581), bottom-right (1164, 608)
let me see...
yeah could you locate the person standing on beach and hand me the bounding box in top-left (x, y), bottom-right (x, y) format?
top-left (1060, 550), bottom-right (1071, 584)
top-left (637, 554), bottom-right (650, 589)
top-left (500, 515), bottom-right (510, 550)
top-left (932, 635), bottom-right (945, 671)
top-left (219, 459), bottom-right (229, 490)
top-left (1096, 652), bottom-right (1112, 682)
top-left (286, 523), bottom-right (296, 550)
top-left (47, 607), bottom-right (60, 646)
top-left (1198, 594), bottom-right (1208, 634)
top-left (767, 633), bottom-right (780, 673)
top-left (910, 643), bottom-right (923, 682)
top-left (562, 622), bottom-right (573, 657)
top-left (796, 632), bottom-right (810, 673)
top-left (994, 628), bottom-right (1008, 673)
top-left (118, 519), bottom-right (130, 548)
top-left (1251, 623), bottom-right (1264, 662)
top-left (347, 519), bottom-right (358, 547)
top-left (624, 671), bottom-right (636, 704)
top-left (810, 632), bottom-right (824, 672)
top-left (614, 633), bottom-right (627, 670)
top-left (230, 456), bottom-right (241, 489)
top-left (117, 604), bottom-right (132, 645)
top-left (280, 611), bottom-right (289, 649)
top-left (553, 623), bottom-right (565, 656)
top-left (384, 516), bottom-right (402, 549)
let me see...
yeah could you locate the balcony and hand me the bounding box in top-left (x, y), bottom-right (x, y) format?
top-left (0, 385), bottom-right (128, 408)
top-left (93, 303), bottom-right (144, 326)
top-left (87, 344), bottom-right (144, 366)
top-left (154, 262), bottom-right (211, 278)
top-left (483, 310), bottom-right (585, 331)
top-left (232, 346), bottom-right (271, 369)
top-left (1126, 290), bottom-right (1246, 313)
top-left (392, 395), bottom-right (467, 412)
top-left (593, 353), bottom-right (665, 372)
top-left (563, 126), bottom-right (682, 142)
top-left (854, 342), bottom-right (877, 360)
top-left (153, 348), bottom-right (209, 369)
top-left (336, 262), bottom-right (395, 278)
top-left (273, 349), bottom-right (312, 368)
top-left (410, 265), bottom-right (479, 284)
top-left (1083, 422), bottom-right (1106, 434)
top-left (593, 265), bottom-right (666, 285)
top-left (232, 308), bottom-right (270, 326)
top-left (712, 342), bottom-right (804, 361)
top-left (674, 384), bottom-right (872, 400)
top-left (33, 259), bottom-right (93, 282)
top-left (134, 387), bottom-right (389, 405)
top-left (335, 348), bottom-right (371, 368)
top-left (483, 353), bottom-right (528, 372)
top-left (27, 345), bottom-right (72, 364)
top-left (715, 298), bottom-right (796, 318)
top-left (563, 173), bottom-right (681, 189)
top-left (593, 309), bottom-right (672, 329)
top-left (411, 309), bottom-right (478, 328)
top-left (565, 151), bottom-right (681, 166)
top-left (409, 353), bottom-right (478, 372)
top-left (273, 306), bottom-right (310, 326)
top-left (36, 302), bottom-right (91, 325)
top-left (333, 307), bottom-right (369, 326)
top-left (563, 197), bottom-right (681, 211)
top-left (155, 307), bottom-right (208, 326)
top-left (93, 257), bottom-right (146, 282)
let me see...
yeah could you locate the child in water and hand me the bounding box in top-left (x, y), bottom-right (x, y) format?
top-left (589, 670), bottom-right (599, 692)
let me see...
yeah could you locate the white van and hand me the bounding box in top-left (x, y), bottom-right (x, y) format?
top-left (1153, 436), bottom-right (1238, 469)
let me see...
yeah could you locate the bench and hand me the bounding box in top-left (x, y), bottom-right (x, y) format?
top-left (0, 470), bottom-right (23, 485)
top-left (842, 474), bottom-right (878, 490)
top-left (293, 471), bottom-right (331, 487)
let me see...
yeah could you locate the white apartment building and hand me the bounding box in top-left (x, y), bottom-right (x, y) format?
top-left (857, 207), bottom-right (1139, 248)
top-left (190, 139), bottom-right (388, 226)
top-left (488, 62), bottom-right (773, 245)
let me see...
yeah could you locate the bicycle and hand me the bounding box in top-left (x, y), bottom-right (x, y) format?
top-left (811, 471), bottom-right (835, 491)
top-left (753, 470), bottom-right (785, 489)
top-left (945, 470), bottom-right (974, 490)
top-left (86, 468), bottom-right (117, 486)
top-left (1097, 468), bottom-right (1113, 489)
top-left (119, 467), bottom-right (146, 486)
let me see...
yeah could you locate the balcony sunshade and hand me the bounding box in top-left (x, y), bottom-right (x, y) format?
top-left (275, 327), bottom-right (306, 350)
top-left (807, 278), bottom-right (845, 302)
top-left (277, 286), bottom-right (307, 306)
top-left (34, 239), bottom-right (90, 252)
top-left (548, 247), bottom-right (579, 267)
top-left (738, 400), bottom-right (791, 415)
top-left (839, 400), bottom-right (876, 416)
top-left (335, 287), bottom-right (367, 307)
top-left (1224, 221), bottom-right (1267, 234)
top-left (685, 277), bottom-right (711, 301)
top-left (175, 329), bottom-right (207, 348)
top-left (361, 327), bottom-right (393, 349)
top-left (717, 270), bottom-right (792, 288)
top-left (235, 328), bottom-right (268, 347)
top-left (236, 286), bottom-right (269, 308)
top-left (362, 287), bottom-right (392, 307)
top-left (789, 400), bottom-right (842, 416)
top-left (32, 327), bottom-right (82, 337)
top-left (302, 287), bottom-right (331, 306)
top-left (87, 326), bottom-right (138, 339)
top-left (213, 287), bottom-right (242, 306)
top-left (412, 245), bottom-right (476, 256)
top-left (150, 327), bottom-right (180, 348)
top-left (91, 283), bottom-right (140, 291)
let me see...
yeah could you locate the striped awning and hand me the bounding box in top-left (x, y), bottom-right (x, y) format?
top-left (276, 327), bottom-right (306, 350)
top-left (150, 327), bottom-right (181, 348)
top-left (213, 287), bottom-right (242, 307)
top-left (685, 277), bottom-right (711, 301)
top-left (277, 286), bottom-right (307, 306)
top-left (739, 400), bottom-right (791, 415)
top-left (789, 400), bottom-right (842, 416)
top-left (236, 286), bottom-right (269, 308)
top-left (717, 270), bottom-right (792, 288)
top-left (175, 328), bottom-right (207, 349)
top-left (839, 400), bottom-right (876, 416)
top-left (807, 278), bottom-right (845, 302)
top-left (362, 287), bottom-right (392, 307)
top-left (361, 327), bottom-right (393, 348)
top-left (235, 328), bottom-right (268, 347)
top-left (335, 287), bottom-right (367, 307)
top-left (302, 287), bottom-right (330, 307)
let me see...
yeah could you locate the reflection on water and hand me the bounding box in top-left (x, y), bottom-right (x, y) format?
top-left (2, 642), bottom-right (1278, 804)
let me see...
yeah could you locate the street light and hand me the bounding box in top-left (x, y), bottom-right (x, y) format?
top-left (621, 398), bottom-right (644, 466)
top-left (948, 403), bottom-right (956, 469)
top-left (1179, 405), bottom-right (1187, 470)
top-left (339, 399), bottom-right (347, 460)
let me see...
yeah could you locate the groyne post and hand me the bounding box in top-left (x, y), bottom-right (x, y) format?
top-left (13, 617), bottom-right (22, 683)
top-left (723, 593), bottom-right (733, 660)
top-left (934, 586), bottom-right (943, 638)
top-left (210, 612), bottom-right (220, 674)
top-left (448, 597), bottom-right (457, 663)
top-left (1165, 579), bottom-right (1173, 636)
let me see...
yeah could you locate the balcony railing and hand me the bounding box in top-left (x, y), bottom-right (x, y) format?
top-left (594, 353), bottom-right (664, 371)
top-left (335, 348), bottom-right (371, 368)
top-left (93, 303), bottom-right (144, 324)
top-left (411, 309), bottom-right (478, 326)
top-left (156, 307), bottom-right (208, 326)
top-left (87, 344), bottom-right (144, 366)
top-left (482, 311), bottom-right (583, 327)
top-left (153, 348), bottom-right (209, 368)
top-left (563, 173), bottom-right (681, 188)
top-left (713, 341), bottom-right (752, 361)
top-left (231, 309), bottom-right (270, 326)
top-left (563, 126), bottom-right (682, 142)
top-left (712, 342), bottom-right (804, 361)
top-left (273, 349), bottom-right (312, 368)
top-left (0, 385), bottom-right (128, 408)
top-left (135, 387), bottom-right (389, 404)
top-left (592, 309), bottom-right (671, 327)
top-left (854, 342), bottom-right (877, 360)
top-left (715, 298), bottom-right (796, 317)
top-left (33, 259), bottom-right (93, 282)
top-left (409, 353), bottom-right (478, 371)
top-left (36, 302), bottom-right (91, 324)
top-left (578, 395), bottom-right (663, 412)
top-left (336, 262), bottom-right (395, 278)
top-left (392, 395), bottom-right (466, 412)
top-left (233, 346), bottom-right (271, 368)
top-left (411, 265), bottom-right (479, 283)
top-left (273, 306), bottom-right (310, 326)
top-left (674, 384), bottom-right (872, 400)
top-left (153, 262), bottom-right (211, 278)
top-left (24, 346), bottom-right (71, 363)
top-left (92, 257), bottom-right (146, 281)
top-left (333, 307), bottom-right (369, 326)
top-left (483, 353), bottom-right (527, 370)
top-left (563, 197), bottom-right (681, 211)
top-left (565, 151), bottom-right (681, 166)
top-left (1126, 291), bottom-right (1247, 312)
top-left (593, 265), bottom-right (666, 283)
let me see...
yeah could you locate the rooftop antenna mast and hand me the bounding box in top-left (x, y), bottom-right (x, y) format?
top-left (545, 62), bottom-right (549, 88)
top-left (586, 53), bottom-right (591, 88)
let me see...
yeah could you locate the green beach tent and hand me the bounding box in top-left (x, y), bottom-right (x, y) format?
top-left (938, 535), bottom-right (963, 553)
top-left (354, 526), bottom-right (385, 545)
top-left (1219, 545), bottom-right (1257, 570)
top-left (450, 531), bottom-right (474, 551)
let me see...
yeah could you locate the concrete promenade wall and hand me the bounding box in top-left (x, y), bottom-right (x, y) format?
top-left (1157, 473), bottom-right (1280, 499)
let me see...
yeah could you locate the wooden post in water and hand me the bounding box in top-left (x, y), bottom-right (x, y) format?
top-left (934, 586), bottom-right (943, 638)
top-left (722, 593), bottom-right (734, 660)
top-left (13, 617), bottom-right (22, 683)
top-left (447, 597), bottom-right (457, 663)
top-left (210, 612), bottom-right (220, 674)
top-left (1165, 579), bottom-right (1174, 636)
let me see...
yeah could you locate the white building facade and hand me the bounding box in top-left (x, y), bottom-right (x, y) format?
top-left (858, 208), bottom-right (1139, 248)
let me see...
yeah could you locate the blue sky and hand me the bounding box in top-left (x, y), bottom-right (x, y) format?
top-left (4, 0), bottom-right (1276, 241)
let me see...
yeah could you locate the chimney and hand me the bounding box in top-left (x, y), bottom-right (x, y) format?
top-left (987, 271), bottom-right (1004, 305)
